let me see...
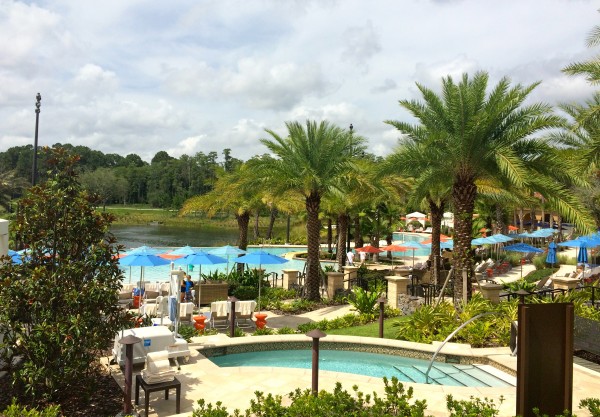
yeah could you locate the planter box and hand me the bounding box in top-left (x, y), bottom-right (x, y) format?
top-left (195, 282), bottom-right (229, 305)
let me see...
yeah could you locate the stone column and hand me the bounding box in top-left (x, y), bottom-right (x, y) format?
top-left (385, 276), bottom-right (411, 309)
top-left (479, 283), bottom-right (504, 304)
top-left (342, 266), bottom-right (359, 289)
top-left (552, 277), bottom-right (579, 291)
top-left (326, 272), bottom-right (345, 299)
top-left (282, 269), bottom-right (299, 290)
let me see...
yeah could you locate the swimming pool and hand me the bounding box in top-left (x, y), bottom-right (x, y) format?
top-left (208, 349), bottom-right (513, 387)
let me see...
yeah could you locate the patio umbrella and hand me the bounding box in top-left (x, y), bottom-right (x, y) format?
top-left (355, 245), bottom-right (383, 262)
top-left (380, 244), bottom-right (408, 267)
top-left (173, 251), bottom-right (227, 306)
top-left (234, 250), bottom-right (288, 313)
top-left (209, 245), bottom-right (247, 277)
top-left (119, 248), bottom-right (171, 295)
top-left (398, 241), bottom-right (427, 267)
top-left (558, 239), bottom-right (593, 276)
top-left (502, 243), bottom-right (543, 278)
top-left (546, 242), bottom-right (557, 270)
top-left (167, 246), bottom-right (197, 272)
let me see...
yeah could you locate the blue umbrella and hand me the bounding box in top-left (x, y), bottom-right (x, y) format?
top-left (546, 242), bottom-right (557, 268)
top-left (119, 249), bottom-right (171, 295)
top-left (577, 242), bottom-right (588, 264)
top-left (173, 251), bottom-right (228, 305)
top-left (209, 245), bottom-right (247, 276)
top-left (128, 245), bottom-right (162, 255)
top-left (169, 245), bottom-right (197, 255)
top-left (503, 243), bottom-right (543, 278)
top-left (235, 250), bottom-right (288, 313)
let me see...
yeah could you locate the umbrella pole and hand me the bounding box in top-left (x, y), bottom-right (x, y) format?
top-left (197, 266), bottom-right (202, 308)
top-left (258, 263), bottom-right (262, 314)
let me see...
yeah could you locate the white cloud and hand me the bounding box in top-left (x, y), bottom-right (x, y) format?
top-left (0, 0), bottom-right (599, 162)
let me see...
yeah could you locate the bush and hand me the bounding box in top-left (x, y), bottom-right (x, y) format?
top-left (276, 326), bottom-right (297, 334)
top-left (193, 377), bottom-right (427, 417)
top-left (446, 395), bottom-right (502, 417)
top-left (580, 398), bottom-right (600, 417)
top-left (253, 327), bottom-right (275, 336)
top-left (178, 324), bottom-right (200, 342)
top-left (346, 284), bottom-right (384, 315)
top-left (1, 400), bottom-right (60, 417)
top-left (231, 285), bottom-right (258, 300)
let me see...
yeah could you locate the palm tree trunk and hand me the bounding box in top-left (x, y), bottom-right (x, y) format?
top-left (373, 206), bottom-right (381, 262)
top-left (452, 177), bottom-right (476, 305)
top-left (495, 204), bottom-right (507, 234)
top-left (286, 214), bottom-right (291, 244)
top-left (305, 192), bottom-right (322, 301)
top-left (327, 218), bottom-right (333, 253)
top-left (253, 211), bottom-right (260, 239)
top-left (353, 215), bottom-right (364, 248)
top-left (266, 207), bottom-right (277, 239)
top-left (236, 211), bottom-right (250, 274)
top-left (336, 213), bottom-right (349, 269)
top-left (428, 199), bottom-right (445, 286)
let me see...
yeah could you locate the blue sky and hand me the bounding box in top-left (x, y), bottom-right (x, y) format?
top-left (1, 0), bottom-right (599, 162)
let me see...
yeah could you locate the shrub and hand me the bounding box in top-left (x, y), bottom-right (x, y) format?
top-left (346, 284), bottom-right (384, 315)
top-left (178, 324), bottom-right (200, 342)
top-left (523, 268), bottom-right (555, 284)
top-left (276, 326), bottom-right (297, 334)
top-left (580, 398), bottom-right (600, 417)
top-left (1, 400), bottom-right (60, 417)
top-left (253, 327), bottom-right (275, 336)
top-left (231, 285), bottom-right (258, 300)
top-left (192, 377), bottom-right (427, 417)
top-left (446, 395), bottom-right (502, 417)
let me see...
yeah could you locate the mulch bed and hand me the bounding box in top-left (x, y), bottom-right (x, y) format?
top-left (0, 366), bottom-right (123, 417)
top-left (575, 349), bottom-right (600, 365)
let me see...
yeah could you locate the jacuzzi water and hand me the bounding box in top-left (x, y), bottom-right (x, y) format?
top-left (208, 349), bottom-right (513, 387)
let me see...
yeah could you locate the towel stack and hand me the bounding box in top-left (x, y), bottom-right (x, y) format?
top-left (141, 351), bottom-right (176, 384)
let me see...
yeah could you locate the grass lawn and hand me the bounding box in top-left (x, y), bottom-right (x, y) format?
top-left (325, 316), bottom-right (410, 339)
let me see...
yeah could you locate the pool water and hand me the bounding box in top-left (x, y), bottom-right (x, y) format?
top-left (208, 349), bottom-right (513, 387)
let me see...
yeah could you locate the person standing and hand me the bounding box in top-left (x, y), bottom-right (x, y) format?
top-left (346, 250), bottom-right (355, 266)
top-left (359, 250), bottom-right (367, 264)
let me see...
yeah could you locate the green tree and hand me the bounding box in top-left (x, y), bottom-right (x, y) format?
top-left (80, 167), bottom-right (129, 209)
top-left (250, 120), bottom-right (365, 301)
top-left (0, 170), bottom-right (28, 212)
top-left (385, 72), bottom-right (591, 302)
top-left (0, 147), bottom-right (130, 402)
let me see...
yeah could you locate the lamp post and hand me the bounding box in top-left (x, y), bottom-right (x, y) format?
top-left (31, 93), bottom-right (41, 186)
top-left (347, 123), bottom-right (354, 254)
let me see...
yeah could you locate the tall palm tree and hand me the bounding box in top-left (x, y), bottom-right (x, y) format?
top-left (180, 163), bottom-right (262, 252)
top-left (250, 120), bottom-right (365, 301)
top-left (385, 72), bottom-right (592, 303)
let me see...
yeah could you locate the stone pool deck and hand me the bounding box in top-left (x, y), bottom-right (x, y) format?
top-left (107, 306), bottom-right (600, 417)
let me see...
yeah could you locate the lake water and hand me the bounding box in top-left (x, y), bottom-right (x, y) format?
top-left (111, 224), bottom-right (241, 249)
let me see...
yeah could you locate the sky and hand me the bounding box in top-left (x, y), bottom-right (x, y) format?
top-left (1, 0), bottom-right (599, 163)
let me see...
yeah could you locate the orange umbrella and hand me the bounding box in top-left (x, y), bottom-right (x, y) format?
top-left (158, 253), bottom-right (183, 260)
top-left (381, 244), bottom-right (409, 252)
top-left (355, 245), bottom-right (383, 253)
top-left (508, 225), bottom-right (518, 231)
top-left (420, 234), bottom-right (451, 244)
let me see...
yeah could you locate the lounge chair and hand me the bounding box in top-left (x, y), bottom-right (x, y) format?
top-left (210, 301), bottom-right (230, 329)
top-left (235, 300), bottom-right (257, 328)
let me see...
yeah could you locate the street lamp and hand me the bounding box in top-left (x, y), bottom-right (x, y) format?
top-left (31, 93), bottom-right (41, 186)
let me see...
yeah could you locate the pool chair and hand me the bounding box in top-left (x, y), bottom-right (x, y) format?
top-left (235, 300), bottom-right (257, 328)
top-left (210, 301), bottom-right (230, 329)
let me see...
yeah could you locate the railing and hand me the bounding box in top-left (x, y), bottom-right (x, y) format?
top-left (424, 312), bottom-right (498, 384)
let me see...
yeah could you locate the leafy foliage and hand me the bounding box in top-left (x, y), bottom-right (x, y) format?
top-left (346, 283), bottom-right (385, 315)
top-left (1, 399), bottom-right (60, 417)
top-left (446, 395), bottom-right (503, 417)
top-left (0, 147), bottom-right (130, 402)
top-left (178, 324), bottom-right (200, 342)
top-left (193, 377), bottom-right (427, 417)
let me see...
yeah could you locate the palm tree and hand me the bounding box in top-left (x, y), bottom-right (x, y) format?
top-left (385, 71), bottom-right (592, 303)
top-left (180, 163), bottom-right (262, 253)
top-left (250, 120), bottom-right (365, 301)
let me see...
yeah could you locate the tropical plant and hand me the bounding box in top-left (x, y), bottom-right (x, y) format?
top-left (446, 395), bottom-right (503, 417)
top-left (0, 147), bottom-right (130, 402)
top-left (385, 71), bottom-right (593, 303)
top-left (178, 324), bottom-right (200, 342)
top-left (346, 284), bottom-right (384, 315)
top-left (1, 399), bottom-right (61, 417)
top-left (249, 120), bottom-right (366, 301)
